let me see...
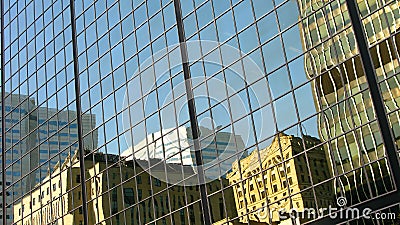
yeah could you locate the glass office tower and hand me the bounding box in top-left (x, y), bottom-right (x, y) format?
top-left (1, 0), bottom-right (399, 225)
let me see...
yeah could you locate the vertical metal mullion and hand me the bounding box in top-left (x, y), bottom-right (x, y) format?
top-left (68, 1), bottom-right (89, 225)
top-left (345, 0), bottom-right (400, 188)
top-left (0, 0), bottom-right (6, 223)
top-left (172, 0), bottom-right (212, 224)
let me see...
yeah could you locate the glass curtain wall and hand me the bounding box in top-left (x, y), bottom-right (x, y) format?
top-left (1, 0), bottom-right (399, 225)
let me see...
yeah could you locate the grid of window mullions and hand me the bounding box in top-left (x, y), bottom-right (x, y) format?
top-left (1, 0), bottom-right (400, 225)
top-left (78, 44), bottom-right (183, 116)
top-left (184, 2), bottom-right (378, 209)
top-left (2, 10), bottom-right (75, 118)
top-left (3, 1), bottom-right (71, 82)
top-left (190, 0), bottom-right (396, 225)
top-left (74, 0), bottom-right (184, 221)
top-left (74, 1), bottom-right (176, 66)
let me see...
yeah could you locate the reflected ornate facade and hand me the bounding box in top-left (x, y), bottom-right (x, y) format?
top-left (228, 134), bottom-right (333, 224)
top-left (13, 150), bottom-right (238, 225)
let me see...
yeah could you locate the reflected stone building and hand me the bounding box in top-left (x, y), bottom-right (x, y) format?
top-left (13, 151), bottom-right (84, 225)
top-left (13, 150), bottom-right (238, 225)
top-left (298, 0), bottom-right (400, 205)
top-left (227, 134), bottom-right (333, 224)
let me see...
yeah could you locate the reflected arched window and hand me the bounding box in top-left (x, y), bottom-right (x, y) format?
top-left (123, 188), bottom-right (134, 206)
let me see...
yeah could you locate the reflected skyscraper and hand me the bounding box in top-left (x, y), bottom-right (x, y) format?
top-left (0, 93), bottom-right (96, 223)
top-left (36, 107), bottom-right (97, 181)
top-left (1, 94), bottom-right (38, 224)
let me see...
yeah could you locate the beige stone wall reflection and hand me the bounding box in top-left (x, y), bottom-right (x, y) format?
top-left (227, 134), bottom-right (333, 224)
top-left (13, 152), bottom-right (88, 225)
top-left (13, 150), bottom-right (238, 225)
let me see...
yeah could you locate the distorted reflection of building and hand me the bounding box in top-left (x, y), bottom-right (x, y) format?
top-left (227, 134), bottom-right (333, 224)
top-left (2, 94), bottom-right (97, 223)
top-left (2, 94), bottom-right (38, 195)
top-left (2, 94), bottom-right (38, 224)
top-left (121, 126), bottom-right (245, 178)
top-left (297, 0), bottom-right (400, 204)
top-left (13, 151), bottom-right (84, 225)
top-left (13, 150), bottom-right (238, 225)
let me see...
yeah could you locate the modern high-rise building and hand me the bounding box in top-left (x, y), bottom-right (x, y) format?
top-left (1, 0), bottom-right (399, 224)
top-left (1, 93), bottom-right (38, 224)
top-left (0, 93), bottom-right (97, 223)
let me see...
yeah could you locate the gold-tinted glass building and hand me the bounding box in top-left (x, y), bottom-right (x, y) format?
top-left (298, 0), bottom-right (400, 205)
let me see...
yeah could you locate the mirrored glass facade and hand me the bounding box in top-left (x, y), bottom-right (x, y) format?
top-left (1, 0), bottom-right (399, 224)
